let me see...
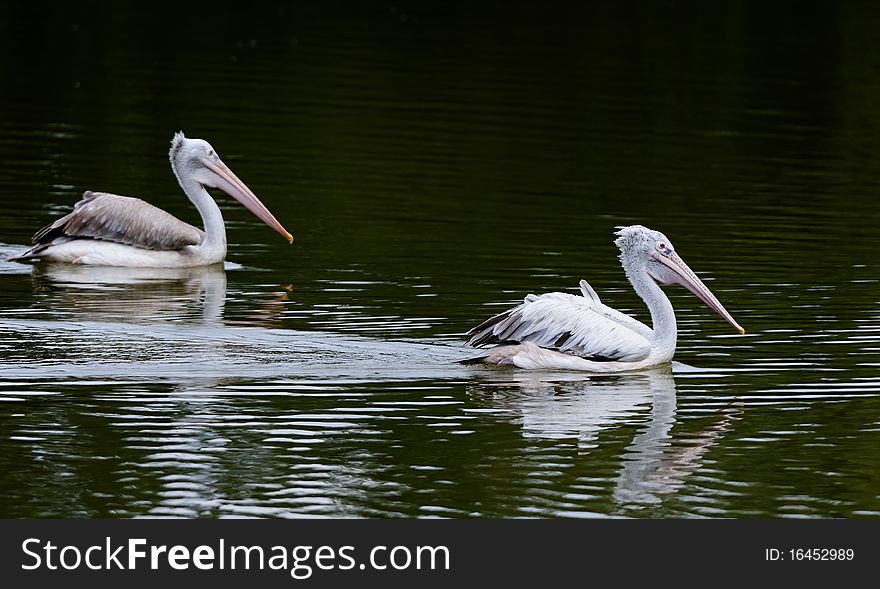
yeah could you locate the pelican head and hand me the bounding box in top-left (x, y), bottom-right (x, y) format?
top-left (169, 132), bottom-right (293, 243)
top-left (615, 225), bottom-right (744, 334)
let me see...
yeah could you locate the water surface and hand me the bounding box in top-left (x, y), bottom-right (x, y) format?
top-left (0, 3), bottom-right (879, 518)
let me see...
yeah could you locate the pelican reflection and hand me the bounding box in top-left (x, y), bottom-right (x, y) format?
top-left (30, 263), bottom-right (228, 325)
top-left (467, 367), bottom-right (740, 509)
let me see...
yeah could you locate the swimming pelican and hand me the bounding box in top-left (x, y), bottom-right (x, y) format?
top-left (464, 225), bottom-right (744, 371)
top-left (9, 132), bottom-right (293, 267)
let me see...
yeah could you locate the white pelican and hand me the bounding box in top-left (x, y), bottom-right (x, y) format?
top-left (9, 132), bottom-right (293, 267)
top-left (464, 225), bottom-right (744, 371)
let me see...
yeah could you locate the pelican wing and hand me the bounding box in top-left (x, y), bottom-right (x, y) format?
top-left (466, 283), bottom-right (652, 362)
top-left (31, 191), bottom-right (204, 251)
top-left (577, 279), bottom-right (654, 340)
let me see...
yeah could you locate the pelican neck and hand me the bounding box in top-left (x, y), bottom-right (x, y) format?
top-left (173, 163), bottom-right (227, 250)
top-left (623, 258), bottom-right (678, 362)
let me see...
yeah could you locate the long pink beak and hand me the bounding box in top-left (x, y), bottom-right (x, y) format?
top-left (202, 157), bottom-right (294, 244)
top-left (654, 251), bottom-right (745, 334)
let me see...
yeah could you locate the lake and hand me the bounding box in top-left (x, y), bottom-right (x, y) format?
top-left (0, 2), bottom-right (878, 518)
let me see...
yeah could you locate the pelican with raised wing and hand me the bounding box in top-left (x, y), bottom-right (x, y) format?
top-left (9, 132), bottom-right (293, 267)
top-left (464, 225), bottom-right (744, 371)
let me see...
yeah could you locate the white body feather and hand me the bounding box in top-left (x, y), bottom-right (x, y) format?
top-left (471, 286), bottom-right (652, 361)
top-left (31, 236), bottom-right (223, 267)
top-left (465, 277), bottom-right (669, 370)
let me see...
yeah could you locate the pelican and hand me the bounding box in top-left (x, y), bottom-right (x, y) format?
top-left (9, 132), bottom-right (293, 267)
top-left (464, 225), bottom-right (744, 371)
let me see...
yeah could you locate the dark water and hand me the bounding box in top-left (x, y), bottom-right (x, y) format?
top-left (0, 3), bottom-right (878, 517)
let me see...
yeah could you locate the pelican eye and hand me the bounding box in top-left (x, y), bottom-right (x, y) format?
top-left (656, 241), bottom-right (672, 256)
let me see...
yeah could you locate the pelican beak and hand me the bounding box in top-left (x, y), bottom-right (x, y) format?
top-left (654, 251), bottom-right (745, 334)
top-left (201, 157), bottom-right (294, 244)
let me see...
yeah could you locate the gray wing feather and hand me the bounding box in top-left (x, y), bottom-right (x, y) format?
top-left (467, 283), bottom-right (653, 362)
top-left (578, 279), bottom-right (602, 305)
top-left (579, 279), bottom-right (653, 340)
top-left (31, 191), bottom-right (204, 250)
